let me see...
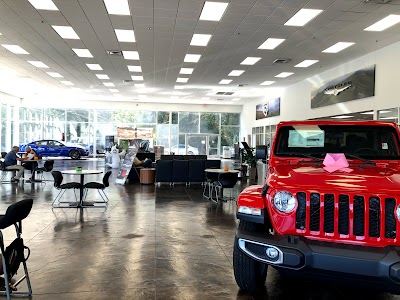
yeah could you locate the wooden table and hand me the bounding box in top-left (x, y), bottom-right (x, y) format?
top-left (61, 170), bottom-right (103, 208)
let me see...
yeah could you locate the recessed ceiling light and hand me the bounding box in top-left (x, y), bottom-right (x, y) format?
top-left (258, 38), bottom-right (285, 50)
top-left (294, 60), bottom-right (319, 68)
top-left (86, 63), bottom-right (103, 70)
top-left (104, 0), bottom-right (130, 15)
top-left (1, 44), bottom-right (29, 54)
top-left (46, 72), bottom-right (63, 78)
top-left (228, 70), bottom-right (244, 76)
top-left (231, 98), bottom-right (241, 102)
top-left (123, 51), bottom-right (139, 60)
top-left (128, 65), bottom-right (142, 72)
top-left (115, 29), bottom-right (136, 42)
top-left (284, 8), bottom-right (323, 27)
top-left (241, 57), bottom-right (261, 65)
top-left (275, 72), bottom-right (293, 78)
top-left (52, 25), bottom-right (80, 39)
top-left (96, 74), bottom-right (110, 80)
top-left (202, 97), bottom-right (210, 100)
top-left (138, 95), bottom-right (147, 98)
top-left (184, 54), bottom-right (201, 63)
top-left (72, 48), bottom-right (93, 58)
top-left (174, 86), bottom-right (185, 89)
top-left (28, 0), bottom-right (58, 10)
top-left (190, 34), bottom-right (212, 46)
top-left (60, 81), bottom-right (74, 86)
top-left (360, 111), bottom-right (374, 115)
top-left (364, 14), bottom-right (400, 31)
top-left (200, 2), bottom-right (229, 21)
top-left (322, 42), bottom-right (354, 53)
top-left (135, 83), bottom-right (145, 88)
top-left (109, 89), bottom-right (119, 93)
top-left (331, 115), bottom-right (354, 119)
top-left (180, 68), bottom-right (194, 74)
top-left (131, 75), bottom-right (144, 81)
top-left (103, 82), bottom-right (115, 87)
top-left (0, 33), bottom-right (2, 35)
top-left (28, 61), bottom-right (49, 68)
top-left (219, 79), bottom-right (232, 84)
top-left (260, 81), bottom-right (275, 86)
top-left (177, 78), bottom-right (189, 83)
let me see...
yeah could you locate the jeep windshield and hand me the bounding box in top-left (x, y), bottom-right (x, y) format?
top-left (275, 125), bottom-right (400, 160)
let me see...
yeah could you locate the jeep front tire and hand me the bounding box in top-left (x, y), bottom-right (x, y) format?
top-left (233, 221), bottom-right (268, 293)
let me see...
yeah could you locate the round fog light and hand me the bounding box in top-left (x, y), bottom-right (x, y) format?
top-left (266, 247), bottom-right (279, 259)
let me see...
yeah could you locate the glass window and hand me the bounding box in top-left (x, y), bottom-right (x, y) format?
top-left (221, 113), bottom-right (240, 125)
top-left (179, 112), bottom-right (199, 133)
top-left (171, 112), bottom-right (178, 124)
top-left (45, 108), bottom-right (65, 121)
top-left (157, 112), bottom-right (170, 124)
top-left (221, 126), bottom-right (240, 149)
top-left (378, 108), bottom-right (398, 123)
top-left (67, 109), bottom-right (89, 122)
top-left (97, 110), bottom-right (113, 123)
top-left (136, 111), bottom-right (156, 124)
top-left (200, 113), bottom-right (220, 134)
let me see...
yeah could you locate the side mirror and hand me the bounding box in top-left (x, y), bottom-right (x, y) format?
top-left (256, 145), bottom-right (269, 163)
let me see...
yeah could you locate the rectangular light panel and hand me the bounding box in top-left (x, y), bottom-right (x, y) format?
top-left (184, 54), bottom-right (201, 63)
top-left (135, 83), bottom-right (145, 88)
top-left (240, 57), bottom-right (261, 65)
top-left (52, 25), bottom-right (80, 39)
top-left (123, 51), bottom-right (139, 60)
top-left (331, 115), bottom-right (354, 119)
top-left (28, 61), bottom-right (49, 68)
top-left (219, 79), bottom-right (232, 84)
top-left (228, 70), bottom-right (244, 76)
top-left (131, 75), bottom-right (144, 81)
top-left (180, 68), bottom-right (194, 74)
top-left (60, 81), bottom-right (74, 86)
top-left (128, 65), bottom-right (142, 72)
top-left (115, 29), bottom-right (135, 42)
top-left (322, 42), bottom-right (354, 53)
top-left (46, 72), bottom-right (63, 78)
top-left (258, 38), bottom-right (285, 50)
top-left (109, 89), bottom-right (119, 93)
top-left (174, 86), bottom-right (185, 89)
top-left (275, 72), bottom-right (293, 78)
top-left (284, 9), bottom-right (322, 27)
top-left (260, 81), bottom-right (275, 86)
top-left (177, 78), bottom-right (189, 83)
top-left (28, 0), bottom-right (58, 10)
top-left (104, 0), bottom-right (130, 15)
top-left (190, 34), bottom-right (212, 46)
top-left (86, 64), bottom-right (103, 70)
top-left (200, 2), bottom-right (229, 21)
top-left (96, 74), bottom-right (110, 80)
top-left (364, 15), bottom-right (400, 31)
top-left (294, 60), bottom-right (319, 68)
top-left (103, 82), bottom-right (115, 87)
top-left (72, 48), bottom-right (93, 58)
top-left (1, 44), bottom-right (29, 54)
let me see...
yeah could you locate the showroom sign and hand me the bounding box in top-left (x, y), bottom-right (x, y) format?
top-left (256, 97), bottom-right (281, 120)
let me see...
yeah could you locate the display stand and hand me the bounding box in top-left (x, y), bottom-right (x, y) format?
top-left (115, 149), bottom-right (136, 185)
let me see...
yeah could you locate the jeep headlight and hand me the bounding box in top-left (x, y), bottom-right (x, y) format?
top-left (396, 204), bottom-right (400, 221)
top-left (273, 191), bottom-right (296, 213)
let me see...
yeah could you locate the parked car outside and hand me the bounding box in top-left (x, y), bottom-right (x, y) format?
top-left (20, 140), bottom-right (88, 159)
top-left (170, 144), bottom-right (199, 155)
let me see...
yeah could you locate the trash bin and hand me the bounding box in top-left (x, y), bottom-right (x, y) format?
top-left (222, 146), bottom-right (231, 159)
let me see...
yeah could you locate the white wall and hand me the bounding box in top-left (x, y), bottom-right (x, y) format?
top-left (241, 40), bottom-right (400, 142)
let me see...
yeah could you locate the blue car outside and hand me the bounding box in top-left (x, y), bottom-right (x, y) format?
top-left (19, 140), bottom-right (88, 160)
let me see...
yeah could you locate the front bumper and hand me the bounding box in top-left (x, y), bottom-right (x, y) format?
top-left (236, 229), bottom-right (400, 293)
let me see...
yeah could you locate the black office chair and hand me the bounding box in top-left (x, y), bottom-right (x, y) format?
top-left (33, 160), bottom-right (54, 182)
top-left (0, 161), bottom-right (16, 183)
top-left (0, 199), bottom-right (33, 300)
top-left (83, 171), bottom-right (111, 203)
top-left (214, 172), bottom-right (239, 202)
top-left (51, 171), bottom-right (82, 207)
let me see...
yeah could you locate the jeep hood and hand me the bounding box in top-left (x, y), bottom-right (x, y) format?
top-left (269, 164), bottom-right (400, 194)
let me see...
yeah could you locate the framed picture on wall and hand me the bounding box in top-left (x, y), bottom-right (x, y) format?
top-left (256, 97), bottom-right (280, 120)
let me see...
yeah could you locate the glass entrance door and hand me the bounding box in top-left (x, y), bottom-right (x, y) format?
top-left (186, 134), bottom-right (220, 157)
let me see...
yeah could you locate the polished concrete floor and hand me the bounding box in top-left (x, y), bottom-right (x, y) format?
top-left (0, 158), bottom-right (399, 299)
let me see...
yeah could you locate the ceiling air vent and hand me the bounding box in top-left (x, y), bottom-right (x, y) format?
top-left (237, 84), bottom-right (248, 87)
top-left (216, 92), bottom-right (225, 95)
top-left (123, 79), bottom-right (133, 83)
top-left (224, 92), bottom-right (234, 95)
top-left (107, 50), bottom-right (123, 56)
top-left (273, 58), bottom-right (291, 64)
top-left (217, 99), bottom-right (224, 101)
top-left (216, 92), bottom-right (235, 95)
top-left (364, 0), bottom-right (390, 3)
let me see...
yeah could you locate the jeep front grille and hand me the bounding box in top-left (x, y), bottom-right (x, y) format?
top-left (295, 192), bottom-right (399, 244)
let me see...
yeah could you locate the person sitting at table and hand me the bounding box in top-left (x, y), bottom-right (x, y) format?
top-left (21, 147), bottom-right (38, 179)
top-left (133, 155), bottom-right (152, 168)
top-left (4, 146), bottom-right (26, 182)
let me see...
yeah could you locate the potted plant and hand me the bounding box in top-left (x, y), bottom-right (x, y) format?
top-left (240, 147), bottom-right (257, 180)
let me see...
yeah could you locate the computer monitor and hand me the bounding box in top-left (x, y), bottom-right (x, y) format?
top-left (241, 141), bottom-right (251, 150)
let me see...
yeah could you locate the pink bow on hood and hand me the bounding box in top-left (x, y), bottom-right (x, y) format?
top-left (323, 153), bottom-right (353, 173)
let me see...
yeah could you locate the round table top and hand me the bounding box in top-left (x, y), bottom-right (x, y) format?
top-left (204, 168), bottom-right (240, 173)
top-left (62, 170), bottom-right (103, 175)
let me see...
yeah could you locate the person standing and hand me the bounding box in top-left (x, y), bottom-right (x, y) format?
top-left (4, 146), bottom-right (26, 182)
